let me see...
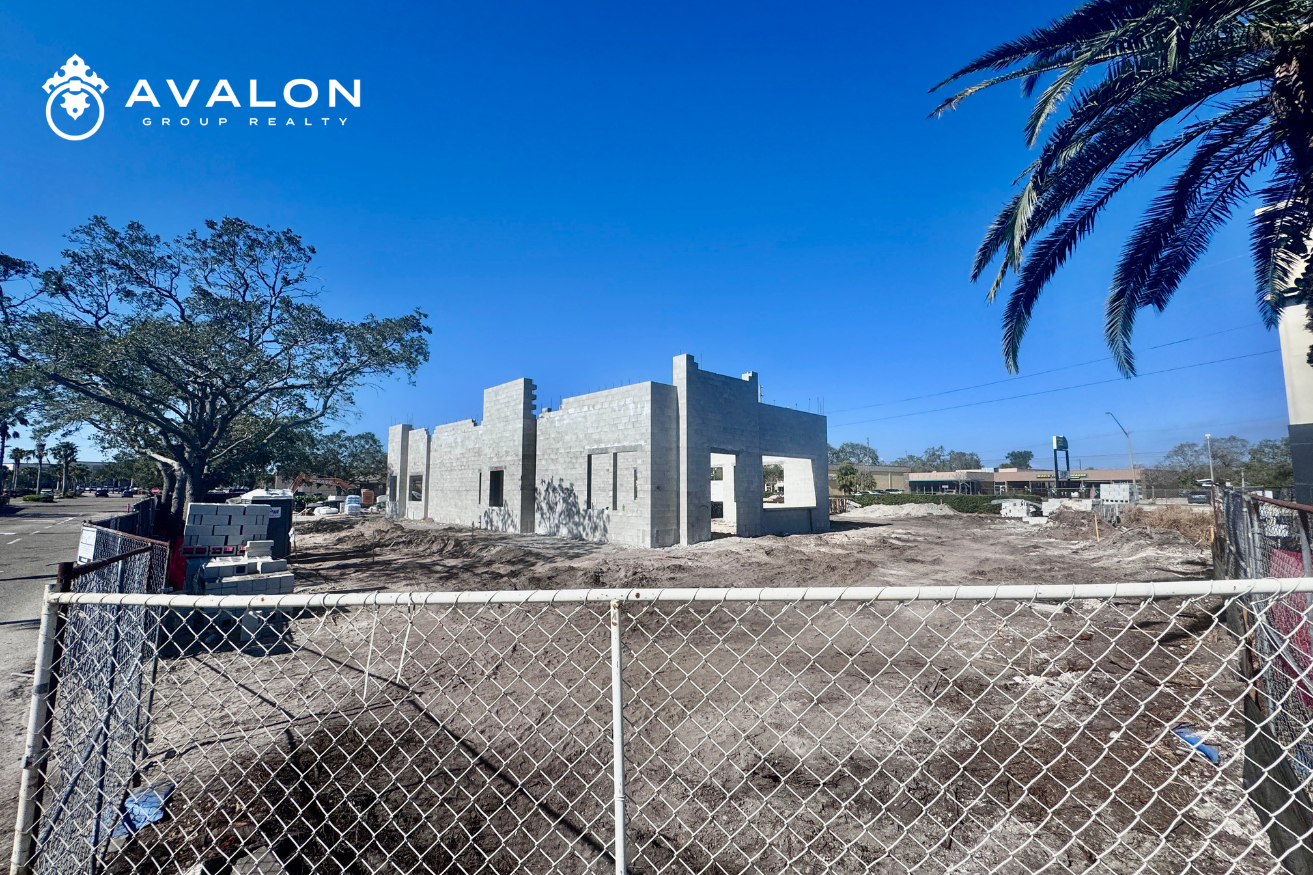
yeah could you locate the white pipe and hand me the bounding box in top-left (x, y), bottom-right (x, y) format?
top-left (11, 585), bottom-right (62, 875)
top-left (47, 578), bottom-right (1313, 609)
top-left (609, 601), bottom-right (628, 874)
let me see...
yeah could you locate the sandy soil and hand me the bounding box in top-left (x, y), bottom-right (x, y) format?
top-left (89, 509), bottom-right (1276, 875)
top-left (283, 505), bottom-right (1212, 596)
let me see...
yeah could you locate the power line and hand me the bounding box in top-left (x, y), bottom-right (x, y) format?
top-left (827, 324), bottom-right (1261, 416)
top-left (834, 349), bottom-right (1279, 427)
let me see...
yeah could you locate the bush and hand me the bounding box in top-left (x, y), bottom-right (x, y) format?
top-left (1121, 504), bottom-right (1213, 546)
top-left (850, 493), bottom-right (1001, 514)
top-left (22, 494), bottom-right (54, 503)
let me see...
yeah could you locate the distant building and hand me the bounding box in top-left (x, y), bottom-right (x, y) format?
top-left (909, 467), bottom-right (1139, 496)
top-left (826, 464), bottom-right (912, 494)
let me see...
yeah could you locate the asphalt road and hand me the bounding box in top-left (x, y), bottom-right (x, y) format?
top-left (0, 495), bottom-right (142, 842)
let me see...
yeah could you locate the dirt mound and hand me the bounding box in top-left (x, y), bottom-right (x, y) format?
top-left (292, 514), bottom-right (373, 536)
top-left (1043, 508), bottom-right (1105, 540)
top-left (845, 502), bottom-right (959, 519)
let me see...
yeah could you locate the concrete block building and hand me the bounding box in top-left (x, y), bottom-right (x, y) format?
top-left (387, 355), bottom-right (829, 547)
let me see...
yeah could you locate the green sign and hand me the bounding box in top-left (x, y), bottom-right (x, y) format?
top-left (1053, 435), bottom-right (1068, 451)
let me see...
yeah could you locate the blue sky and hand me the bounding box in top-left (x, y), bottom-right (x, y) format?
top-left (0, 0), bottom-right (1288, 469)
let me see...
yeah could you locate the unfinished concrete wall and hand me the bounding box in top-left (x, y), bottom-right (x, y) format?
top-left (388, 356), bottom-right (822, 547)
top-left (386, 424), bottom-right (412, 518)
top-left (404, 428), bottom-right (431, 521)
top-left (426, 379), bottom-right (537, 532)
top-left (536, 382), bottom-right (676, 547)
top-left (673, 355), bottom-right (827, 543)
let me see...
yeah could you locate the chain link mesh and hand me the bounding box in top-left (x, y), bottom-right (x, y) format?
top-left (13, 584), bottom-right (1313, 874)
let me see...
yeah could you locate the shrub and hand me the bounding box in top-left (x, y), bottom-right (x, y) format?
top-left (850, 493), bottom-right (1001, 514)
top-left (22, 494), bottom-right (54, 503)
top-left (1121, 504), bottom-right (1213, 546)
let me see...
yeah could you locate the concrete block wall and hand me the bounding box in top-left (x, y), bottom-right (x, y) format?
top-left (384, 356), bottom-right (823, 549)
top-left (674, 355), bottom-right (828, 543)
top-left (759, 404), bottom-right (831, 536)
top-left (179, 503), bottom-right (271, 557)
top-left (424, 378), bottom-right (537, 532)
top-left (404, 428), bottom-right (432, 521)
top-left (536, 382), bottom-right (673, 547)
top-left (386, 424), bottom-right (412, 518)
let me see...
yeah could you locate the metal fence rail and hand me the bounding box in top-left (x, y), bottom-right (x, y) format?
top-left (12, 582), bottom-right (1313, 874)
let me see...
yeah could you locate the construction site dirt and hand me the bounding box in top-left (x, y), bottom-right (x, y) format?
top-left (287, 504), bottom-right (1212, 597)
top-left (89, 506), bottom-right (1283, 875)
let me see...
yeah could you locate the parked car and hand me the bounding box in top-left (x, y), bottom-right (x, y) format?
top-left (120, 488), bottom-right (137, 497)
top-left (94, 488), bottom-right (110, 497)
top-left (1186, 490), bottom-right (1211, 505)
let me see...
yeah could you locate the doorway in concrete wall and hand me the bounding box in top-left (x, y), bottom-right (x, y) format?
top-left (488, 469), bottom-right (504, 508)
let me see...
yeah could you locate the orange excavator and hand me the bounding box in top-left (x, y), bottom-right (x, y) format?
top-left (289, 473), bottom-right (375, 508)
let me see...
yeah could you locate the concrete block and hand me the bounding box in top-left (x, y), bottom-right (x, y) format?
top-left (197, 535), bottom-right (228, 548)
top-left (243, 527), bottom-right (268, 540)
top-left (184, 524), bottom-right (211, 537)
top-left (245, 540), bottom-right (275, 558)
top-left (212, 525), bottom-right (242, 537)
top-left (201, 515), bottom-right (231, 527)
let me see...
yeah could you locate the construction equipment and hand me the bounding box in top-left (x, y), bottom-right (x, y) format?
top-left (288, 473), bottom-right (374, 507)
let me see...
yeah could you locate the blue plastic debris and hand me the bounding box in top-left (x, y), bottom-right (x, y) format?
top-left (1172, 724), bottom-right (1220, 765)
top-left (111, 782), bottom-right (174, 837)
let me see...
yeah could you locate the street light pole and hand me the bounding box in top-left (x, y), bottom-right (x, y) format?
top-left (1106, 412), bottom-right (1136, 481)
top-left (1205, 433), bottom-right (1215, 485)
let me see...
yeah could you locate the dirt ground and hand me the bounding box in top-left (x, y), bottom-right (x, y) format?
top-left (79, 507), bottom-right (1287, 874)
top-left (284, 504), bottom-right (1213, 596)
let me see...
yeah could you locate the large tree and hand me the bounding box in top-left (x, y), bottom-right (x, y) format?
top-left (935, 0), bottom-right (1313, 374)
top-left (0, 216), bottom-right (430, 533)
top-left (828, 441), bottom-right (882, 466)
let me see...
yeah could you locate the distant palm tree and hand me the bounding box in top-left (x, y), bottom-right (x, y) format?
top-left (0, 415), bottom-right (25, 489)
top-left (9, 447), bottom-right (29, 492)
top-left (32, 440), bottom-right (45, 494)
top-left (51, 441), bottom-right (78, 494)
top-left (935, 0), bottom-right (1313, 374)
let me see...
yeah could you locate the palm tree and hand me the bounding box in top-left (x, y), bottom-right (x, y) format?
top-left (0, 415), bottom-right (25, 489)
top-left (32, 440), bottom-right (45, 495)
top-left (9, 447), bottom-right (29, 492)
top-left (934, 1), bottom-right (1313, 374)
top-left (51, 441), bottom-right (78, 494)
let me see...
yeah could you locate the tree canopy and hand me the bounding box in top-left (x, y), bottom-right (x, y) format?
top-left (936, 0), bottom-right (1313, 374)
top-left (1150, 435), bottom-right (1293, 485)
top-left (1005, 450), bottom-right (1035, 469)
top-left (828, 442), bottom-right (881, 465)
top-left (889, 447), bottom-right (983, 472)
top-left (0, 216), bottom-right (430, 530)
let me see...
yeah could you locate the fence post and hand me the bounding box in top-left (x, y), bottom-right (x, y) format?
top-left (9, 579), bottom-right (67, 875)
top-left (609, 600), bottom-right (628, 875)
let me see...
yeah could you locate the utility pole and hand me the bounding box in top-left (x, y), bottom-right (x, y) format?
top-left (1205, 433), bottom-right (1216, 485)
top-left (1106, 413), bottom-right (1136, 482)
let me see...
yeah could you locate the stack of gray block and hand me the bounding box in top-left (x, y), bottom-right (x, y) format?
top-left (183, 502), bottom-right (271, 554)
top-left (199, 541), bottom-right (294, 595)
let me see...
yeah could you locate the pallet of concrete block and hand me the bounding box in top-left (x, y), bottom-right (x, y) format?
top-left (199, 545), bottom-right (294, 596)
top-left (180, 501), bottom-right (272, 557)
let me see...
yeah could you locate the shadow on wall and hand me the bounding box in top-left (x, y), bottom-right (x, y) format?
top-left (535, 478), bottom-right (609, 543)
top-left (474, 507), bottom-right (518, 533)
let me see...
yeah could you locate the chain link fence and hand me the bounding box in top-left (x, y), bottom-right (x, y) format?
top-left (11, 526), bottom-right (170, 875)
top-left (11, 582), bottom-right (1313, 874)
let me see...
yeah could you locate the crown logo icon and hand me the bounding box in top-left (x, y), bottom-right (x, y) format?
top-left (43, 55), bottom-right (108, 95)
top-left (42, 54), bottom-right (109, 141)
